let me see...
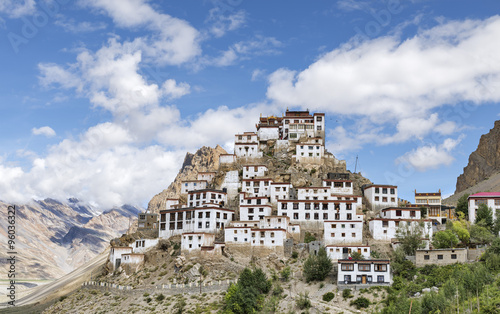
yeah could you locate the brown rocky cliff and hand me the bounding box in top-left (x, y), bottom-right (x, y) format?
top-left (456, 120), bottom-right (500, 193)
top-left (147, 145), bottom-right (227, 213)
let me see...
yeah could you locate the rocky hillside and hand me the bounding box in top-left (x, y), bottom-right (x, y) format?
top-left (456, 120), bottom-right (500, 193)
top-left (147, 142), bottom-right (371, 215)
top-left (0, 199), bottom-right (140, 279)
top-left (147, 145), bottom-right (227, 213)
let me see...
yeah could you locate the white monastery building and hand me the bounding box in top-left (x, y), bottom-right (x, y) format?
top-left (363, 184), bottom-right (398, 210)
top-left (468, 192), bottom-right (500, 224)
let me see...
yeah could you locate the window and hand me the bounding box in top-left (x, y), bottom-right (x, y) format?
top-left (223, 213), bottom-right (228, 219)
top-left (377, 276), bottom-right (385, 283)
top-left (293, 203), bottom-right (299, 209)
top-left (382, 197), bottom-right (388, 202)
top-left (341, 264), bottom-right (354, 271)
top-left (451, 254), bottom-right (457, 259)
top-left (293, 213), bottom-right (299, 220)
top-left (375, 188), bottom-right (379, 193)
top-left (281, 203), bottom-right (287, 209)
top-left (374, 264), bottom-right (387, 271)
top-left (382, 221), bottom-right (388, 227)
top-left (341, 233), bottom-right (346, 237)
top-left (396, 210), bottom-right (402, 217)
top-left (205, 212), bottom-right (210, 218)
top-left (330, 233), bottom-right (335, 237)
top-left (375, 196), bottom-right (380, 201)
top-left (352, 233), bottom-right (356, 237)
top-left (495, 199), bottom-right (500, 206)
top-left (382, 188), bottom-right (388, 194)
top-left (323, 213), bottom-right (328, 219)
top-left (270, 232), bottom-right (275, 238)
top-left (358, 264), bottom-right (370, 271)
top-left (424, 255), bottom-right (430, 260)
top-left (331, 224), bottom-right (337, 228)
top-left (314, 213), bottom-right (319, 220)
top-left (305, 213), bottom-right (310, 220)
top-left (437, 255), bottom-right (443, 260)
top-left (390, 188), bottom-right (395, 194)
top-left (216, 212), bottom-right (220, 218)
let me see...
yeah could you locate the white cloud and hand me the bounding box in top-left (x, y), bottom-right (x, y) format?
top-left (206, 8), bottom-right (246, 38)
top-left (0, 0), bottom-right (36, 18)
top-left (336, 0), bottom-right (371, 12)
top-left (251, 69), bottom-right (266, 81)
top-left (32, 126), bottom-right (56, 137)
top-left (205, 35), bottom-right (282, 67)
top-left (162, 79), bottom-right (190, 99)
top-left (397, 137), bottom-right (463, 172)
top-left (268, 16), bottom-right (500, 153)
top-left (54, 19), bottom-right (107, 33)
top-left (267, 16), bottom-right (500, 120)
top-left (82, 0), bottom-right (201, 65)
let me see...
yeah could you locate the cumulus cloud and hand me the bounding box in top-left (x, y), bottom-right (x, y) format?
top-left (82, 0), bottom-right (201, 65)
top-left (0, 0), bottom-right (36, 18)
top-left (270, 16), bottom-right (500, 156)
top-left (396, 137), bottom-right (463, 172)
top-left (32, 126), bottom-right (56, 137)
top-left (267, 16), bottom-right (500, 120)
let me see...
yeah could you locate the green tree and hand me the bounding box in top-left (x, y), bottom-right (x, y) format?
top-left (224, 267), bottom-right (271, 314)
top-left (303, 247), bottom-right (332, 282)
top-left (470, 224), bottom-right (494, 245)
top-left (432, 230), bottom-right (459, 248)
top-left (476, 203), bottom-right (493, 229)
top-left (395, 222), bottom-right (425, 255)
top-left (350, 251), bottom-right (364, 260)
top-left (455, 193), bottom-right (469, 220)
top-left (493, 209), bottom-right (500, 235)
top-left (451, 220), bottom-right (470, 245)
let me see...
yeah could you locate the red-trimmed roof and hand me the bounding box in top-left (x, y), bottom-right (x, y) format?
top-left (469, 192), bottom-right (500, 197)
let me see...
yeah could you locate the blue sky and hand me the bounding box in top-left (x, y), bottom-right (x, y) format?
top-left (1, 0), bottom-right (500, 209)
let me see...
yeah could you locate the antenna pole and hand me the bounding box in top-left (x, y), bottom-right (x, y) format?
top-left (354, 155), bottom-right (358, 173)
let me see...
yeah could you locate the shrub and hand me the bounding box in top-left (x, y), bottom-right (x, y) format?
top-left (342, 289), bottom-right (353, 299)
top-left (156, 294), bottom-right (165, 302)
top-left (303, 247), bottom-right (332, 282)
top-left (350, 296), bottom-right (370, 309)
top-left (304, 232), bottom-right (316, 243)
top-left (322, 292), bottom-right (335, 302)
top-left (291, 251), bottom-right (299, 259)
top-left (296, 292), bottom-right (311, 309)
top-left (281, 266), bottom-right (291, 281)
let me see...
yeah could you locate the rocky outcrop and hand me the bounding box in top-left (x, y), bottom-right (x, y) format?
top-left (456, 120), bottom-right (500, 193)
top-left (147, 145), bottom-right (227, 213)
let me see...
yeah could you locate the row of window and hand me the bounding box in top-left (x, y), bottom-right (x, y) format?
top-left (341, 264), bottom-right (387, 271)
top-left (282, 212), bottom-right (353, 220)
top-left (165, 221), bottom-right (225, 230)
top-left (281, 203), bottom-right (352, 210)
top-left (423, 254), bottom-right (457, 260)
top-left (164, 211), bottom-right (230, 221)
top-left (373, 188), bottom-right (396, 194)
top-left (330, 232), bottom-right (357, 238)
top-left (374, 196), bottom-right (396, 202)
top-left (475, 199), bottom-right (500, 206)
top-left (343, 275), bottom-right (385, 283)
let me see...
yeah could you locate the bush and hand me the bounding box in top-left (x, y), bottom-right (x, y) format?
top-left (156, 294), bottom-right (165, 302)
top-left (350, 296), bottom-right (370, 309)
top-left (322, 292), bottom-right (335, 302)
top-left (281, 266), bottom-right (291, 281)
top-left (342, 289), bottom-right (353, 299)
top-left (303, 247), bottom-right (332, 282)
top-left (291, 251), bottom-right (299, 259)
top-left (296, 292), bottom-right (311, 309)
top-left (224, 267), bottom-right (272, 313)
top-left (304, 232), bottom-right (316, 243)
